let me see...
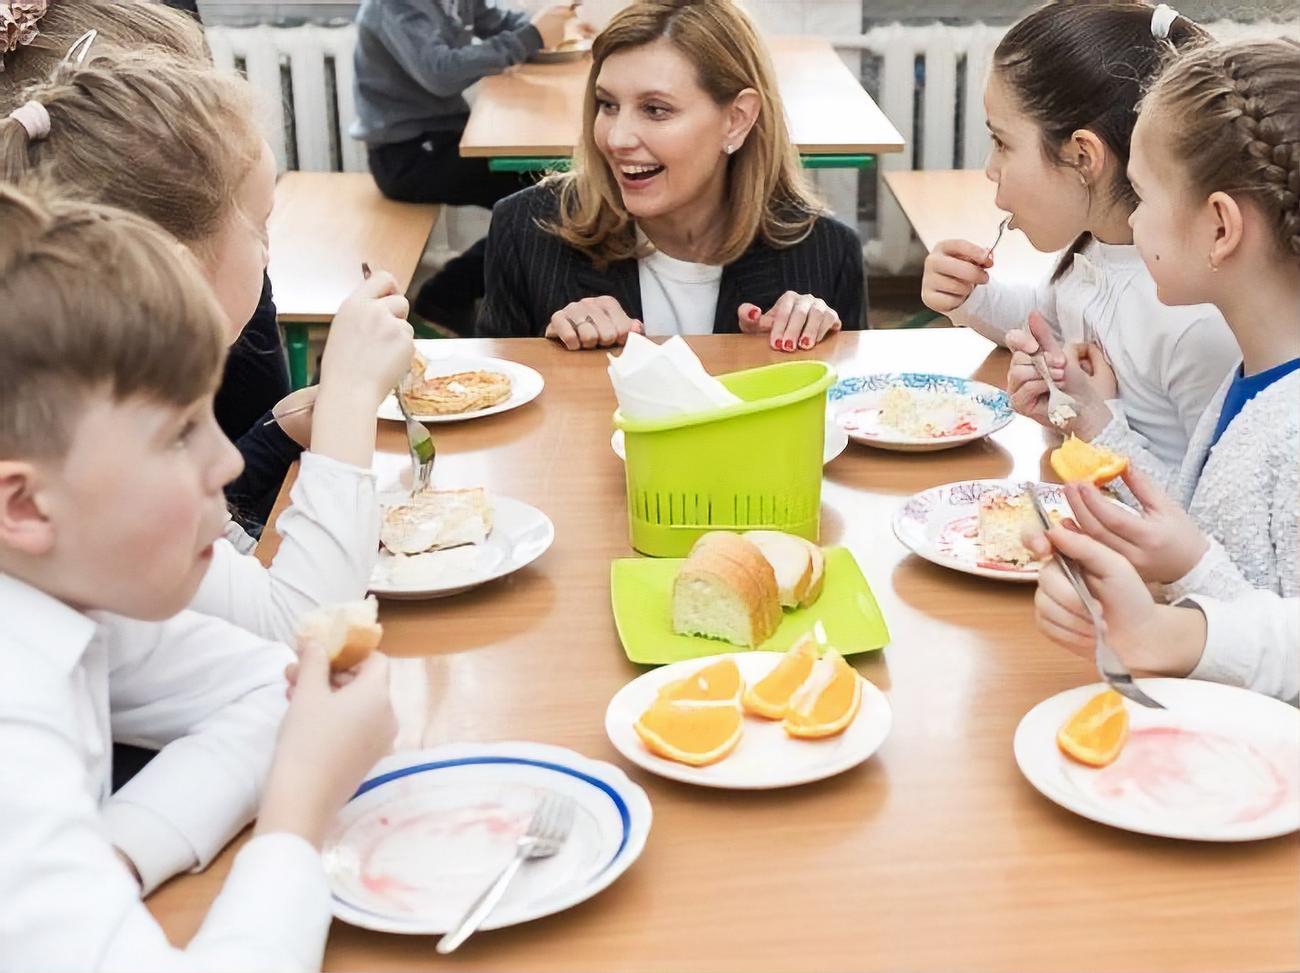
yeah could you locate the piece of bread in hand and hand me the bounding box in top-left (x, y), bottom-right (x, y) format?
top-left (673, 550), bottom-right (778, 647)
top-left (742, 530), bottom-right (814, 609)
top-left (296, 596), bottom-right (383, 670)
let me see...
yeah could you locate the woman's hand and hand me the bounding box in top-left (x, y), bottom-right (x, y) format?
top-left (545, 296), bottom-right (643, 350)
top-left (738, 292), bottom-right (841, 352)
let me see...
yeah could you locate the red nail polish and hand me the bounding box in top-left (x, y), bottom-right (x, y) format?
top-left (800, 337), bottom-right (813, 349)
top-left (783, 339), bottom-right (795, 351)
top-left (748, 307), bottom-right (760, 322)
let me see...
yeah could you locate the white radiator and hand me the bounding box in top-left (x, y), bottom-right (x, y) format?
top-left (205, 19), bottom-right (1300, 276)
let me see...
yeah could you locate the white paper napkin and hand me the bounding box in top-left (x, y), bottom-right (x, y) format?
top-left (608, 334), bottom-right (741, 420)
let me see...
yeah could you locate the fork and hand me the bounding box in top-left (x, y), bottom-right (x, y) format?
top-left (1023, 485), bottom-right (1165, 709)
top-left (1028, 351), bottom-right (1080, 430)
top-left (361, 261), bottom-right (435, 495)
top-left (393, 383), bottom-right (436, 495)
top-left (985, 215), bottom-right (1011, 261)
top-left (436, 793), bottom-right (576, 954)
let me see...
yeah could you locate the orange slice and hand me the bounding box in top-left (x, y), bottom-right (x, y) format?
top-left (742, 637), bottom-right (820, 719)
top-left (657, 657), bottom-right (744, 705)
top-left (782, 650), bottom-right (862, 739)
top-left (1057, 689), bottom-right (1129, 767)
top-left (1050, 435), bottom-right (1129, 486)
top-left (633, 698), bottom-right (744, 766)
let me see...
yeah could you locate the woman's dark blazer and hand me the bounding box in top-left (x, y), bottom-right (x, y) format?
top-left (477, 183), bottom-right (867, 338)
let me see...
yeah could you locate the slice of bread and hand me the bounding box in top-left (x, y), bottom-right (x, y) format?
top-left (794, 537), bottom-right (825, 608)
top-left (672, 550), bottom-right (778, 647)
top-left (689, 532), bottom-right (782, 633)
top-left (742, 530), bottom-right (813, 609)
top-left (380, 488), bottom-right (492, 555)
top-left (296, 596), bottom-right (383, 670)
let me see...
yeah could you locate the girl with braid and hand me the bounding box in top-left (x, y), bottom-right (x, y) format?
top-left (1029, 38), bottom-right (1300, 705)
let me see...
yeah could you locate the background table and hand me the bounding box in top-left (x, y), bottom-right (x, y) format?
top-left (267, 172), bottom-right (440, 388)
top-left (461, 37), bottom-right (905, 171)
top-left (884, 169), bottom-right (1057, 285)
top-left (149, 331), bottom-right (1298, 972)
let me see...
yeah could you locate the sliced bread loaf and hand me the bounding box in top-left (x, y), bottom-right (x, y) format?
top-left (742, 530), bottom-right (814, 609)
top-left (672, 549), bottom-right (778, 647)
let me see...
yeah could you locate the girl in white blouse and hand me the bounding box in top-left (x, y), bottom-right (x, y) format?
top-left (0, 186), bottom-right (396, 970)
top-left (919, 2), bottom-right (1238, 469)
top-left (0, 52), bottom-right (416, 644)
top-left (1029, 38), bottom-right (1300, 706)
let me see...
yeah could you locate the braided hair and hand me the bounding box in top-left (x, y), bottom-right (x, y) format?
top-left (1145, 38), bottom-right (1300, 261)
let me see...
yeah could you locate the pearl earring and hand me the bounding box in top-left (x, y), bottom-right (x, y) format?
top-left (724, 144), bottom-right (735, 155)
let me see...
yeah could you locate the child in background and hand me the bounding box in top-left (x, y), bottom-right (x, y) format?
top-left (0, 185), bottom-right (395, 970)
top-left (350, 0), bottom-right (582, 331)
top-left (919, 1), bottom-right (1237, 469)
top-left (1, 53), bottom-right (414, 643)
top-left (1029, 38), bottom-right (1300, 706)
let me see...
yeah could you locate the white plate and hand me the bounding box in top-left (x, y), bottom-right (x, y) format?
top-left (369, 495), bottom-right (554, 599)
top-left (324, 742), bottom-right (652, 935)
top-left (378, 347), bottom-right (544, 423)
top-left (1015, 680), bottom-right (1300, 842)
top-left (604, 652), bottom-right (891, 789)
top-left (828, 373), bottom-right (1014, 452)
top-left (892, 479), bottom-right (1068, 582)
top-left (611, 421), bottom-right (849, 466)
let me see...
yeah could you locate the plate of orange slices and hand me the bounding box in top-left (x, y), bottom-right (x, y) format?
top-left (1015, 680), bottom-right (1300, 841)
top-left (604, 642), bottom-right (891, 789)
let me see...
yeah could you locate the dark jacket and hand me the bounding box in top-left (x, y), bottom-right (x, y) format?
top-left (478, 183), bottom-right (867, 338)
top-left (216, 273), bottom-right (304, 532)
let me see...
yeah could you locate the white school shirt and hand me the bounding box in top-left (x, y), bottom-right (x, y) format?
top-left (192, 450), bottom-right (379, 644)
top-left (948, 238), bottom-right (1238, 468)
top-left (0, 573), bottom-right (331, 971)
top-left (637, 245), bottom-right (722, 337)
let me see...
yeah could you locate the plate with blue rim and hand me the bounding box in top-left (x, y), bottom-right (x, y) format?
top-left (828, 372), bottom-right (1013, 452)
top-left (323, 742), bottom-right (652, 935)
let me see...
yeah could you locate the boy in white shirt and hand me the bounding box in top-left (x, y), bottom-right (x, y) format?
top-left (0, 186), bottom-right (395, 970)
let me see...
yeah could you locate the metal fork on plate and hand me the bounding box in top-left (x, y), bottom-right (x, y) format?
top-left (436, 793), bottom-right (576, 954)
top-left (1023, 484), bottom-right (1164, 709)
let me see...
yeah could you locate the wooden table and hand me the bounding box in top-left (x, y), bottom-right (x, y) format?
top-left (461, 36), bottom-right (905, 171)
top-left (884, 170), bottom-right (1057, 285)
top-left (148, 331), bottom-right (1298, 972)
top-left (267, 172), bottom-right (440, 388)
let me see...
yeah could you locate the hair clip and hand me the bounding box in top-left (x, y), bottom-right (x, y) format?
top-left (62, 28), bottom-right (97, 65)
top-left (1150, 4), bottom-right (1179, 41)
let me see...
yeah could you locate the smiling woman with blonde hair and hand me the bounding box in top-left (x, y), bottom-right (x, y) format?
top-left (479, 0), bottom-right (866, 349)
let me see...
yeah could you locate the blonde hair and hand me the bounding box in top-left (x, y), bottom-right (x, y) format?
top-left (546, 0), bottom-right (820, 268)
top-left (0, 0), bottom-right (208, 113)
top-left (1144, 38), bottom-right (1300, 262)
top-left (0, 51), bottom-right (261, 251)
top-left (0, 183), bottom-right (227, 460)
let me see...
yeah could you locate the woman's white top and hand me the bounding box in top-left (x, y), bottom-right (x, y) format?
top-left (637, 244), bottom-right (722, 337)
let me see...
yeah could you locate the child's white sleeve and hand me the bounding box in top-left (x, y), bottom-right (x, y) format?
top-left (101, 613), bottom-right (294, 893)
top-left (1180, 591), bottom-right (1300, 707)
top-left (945, 272), bottom-right (1058, 346)
top-left (0, 654), bottom-right (329, 972)
top-left (190, 451), bottom-right (380, 644)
